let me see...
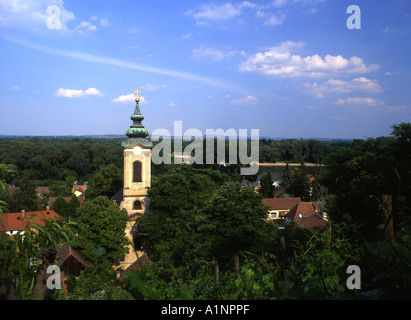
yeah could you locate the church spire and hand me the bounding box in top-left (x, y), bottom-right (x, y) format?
top-left (125, 89), bottom-right (149, 139)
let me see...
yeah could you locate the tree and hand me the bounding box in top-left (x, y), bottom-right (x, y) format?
top-left (85, 164), bottom-right (122, 200)
top-left (321, 123), bottom-right (411, 240)
top-left (137, 165), bottom-right (229, 262)
top-left (286, 166), bottom-right (311, 201)
top-left (195, 182), bottom-right (275, 259)
top-left (51, 195), bottom-right (80, 219)
top-left (74, 196), bottom-right (129, 264)
top-left (7, 177), bottom-right (39, 213)
top-left (259, 173), bottom-right (274, 198)
top-left (0, 164), bottom-right (16, 213)
top-left (281, 163), bottom-right (292, 190)
top-left (0, 216), bottom-right (75, 299)
top-left (147, 165), bottom-right (226, 214)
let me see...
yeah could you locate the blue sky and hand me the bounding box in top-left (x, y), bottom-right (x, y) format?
top-left (0, 0), bottom-right (410, 139)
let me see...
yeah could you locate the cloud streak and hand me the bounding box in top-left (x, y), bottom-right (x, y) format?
top-left (4, 36), bottom-right (234, 90)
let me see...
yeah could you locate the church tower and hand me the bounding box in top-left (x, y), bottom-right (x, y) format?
top-left (119, 89), bottom-right (152, 268)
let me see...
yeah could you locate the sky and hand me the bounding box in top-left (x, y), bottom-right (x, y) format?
top-left (0, 0), bottom-right (410, 139)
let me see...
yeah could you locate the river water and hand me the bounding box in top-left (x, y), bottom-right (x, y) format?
top-left (253, 164), bottom-right (328, 184)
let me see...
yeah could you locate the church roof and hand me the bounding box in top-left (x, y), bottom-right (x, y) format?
top-left (123, 92), bottom-right (152, 148)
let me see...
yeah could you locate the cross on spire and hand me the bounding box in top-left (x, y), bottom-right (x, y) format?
top-left (134, 88), bottom-right (141, 99)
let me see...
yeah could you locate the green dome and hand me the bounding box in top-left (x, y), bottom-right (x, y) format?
top-left (125, 99), bottom-right (149, 139)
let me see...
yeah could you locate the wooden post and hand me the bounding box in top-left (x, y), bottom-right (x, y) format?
top-left (293, 250), bottom-right (298, 267)
top-left (280, 236), bottom-right (285, 249)
top-left (214, 259), bottom-right (219, 285)
top-left (382, 194), bottom-right (394, 243)
top-left (234, 256), bottom-right (240, 279)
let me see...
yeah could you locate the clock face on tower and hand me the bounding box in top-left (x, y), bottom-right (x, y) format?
top-left (132, 146), bottom-right (142, 155)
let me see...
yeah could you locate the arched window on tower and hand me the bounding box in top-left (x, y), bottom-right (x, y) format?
top-left (133, 161), bottom-right (142, 182)
top-left (133, 200), bottom-right (142, 210)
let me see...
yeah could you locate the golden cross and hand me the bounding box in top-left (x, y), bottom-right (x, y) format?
top-left (134, 88), bottom-right (141, 99)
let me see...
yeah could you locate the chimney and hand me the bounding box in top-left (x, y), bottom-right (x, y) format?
top-left (46, 206), bottom-right (50, 214)
top-left (21, 210), bottom-right (25, 218)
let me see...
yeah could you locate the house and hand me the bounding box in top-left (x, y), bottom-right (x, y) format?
top-left (56, 245), bottom-right (94, 277)
top-left (262, 197), bottom-right (301, 220)
top-left (48, 196), bottom-right (73, 208)
top-left (284, 202), bottom-right (327, 229)
top-left (170, 152), bottom-right (191, 160)
top-left (72, 183), bottom-right (87, 204)
top-left (0, 207), bottom-right (64, 236)
top-left (6, 186), bottom-right (53, 204)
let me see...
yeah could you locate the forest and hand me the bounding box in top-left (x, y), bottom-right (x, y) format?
top-left (0, 134), bottom-right (354, 185)
top-left (0, 123), bottom-right (410, 300)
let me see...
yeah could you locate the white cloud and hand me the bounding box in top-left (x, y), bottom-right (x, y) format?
top-left (304, 77), bottom-right (382, 98)
top-left (335, 96), bottom-right (409, 113)
top-left (112, 94), bottom-right (135, 103)
top-left (336, 97), bottom-right (385, 106)
top-left (0, 2), bottom-right (109, 35)
top-left (55, 87), bottom-right (102, 98)
top-left (142, 84), bottom-right (167, 91)
top-left (231, 95), bottom-right (259, 105)
top-left (239, 41), bottom-right (379, 78)
top-left (90, 15), bottom-right (108, 26)
top-left (9, 86), bottom-right (20, 91)
top-left (84, 87), bottom-right (102, 96)
top-left (263, 13), bottom-right (286, 25)
top-left (191, 45), bottom-right (238, 61)
top-left (186, 1), bottom-right (261, 24)
top-left (168, 102), bottom-right (176, 107)
top-left (380, 105), bottom-right (409, 113)
top-left (75, 21), bottom-right (97, 34)
top-left (189, 3), bottom-right (243, 21)
top-left (0, 0), bottom-right (75, 32)
top-left (256, 10), bottom-right (286, 26)
top-left (112, 94), bottom-right (147, 104)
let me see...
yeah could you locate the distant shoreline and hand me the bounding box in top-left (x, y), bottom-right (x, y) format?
top-left (258, 162), bottom-right (324, 167)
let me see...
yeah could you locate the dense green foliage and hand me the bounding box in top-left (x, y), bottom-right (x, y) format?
top-left (0, 137), bottom-right (123, 183)
top-left (259, 138), bottom-right (353, 164)
top-left (0, 123), bottom-right (410, 300)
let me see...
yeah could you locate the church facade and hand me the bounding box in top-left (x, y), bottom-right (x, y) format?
top-left (119, 90), bottom-right (152, 268)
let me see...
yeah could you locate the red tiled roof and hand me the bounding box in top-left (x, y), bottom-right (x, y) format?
top-left (7, 186), bottom-right (52, 196)
top-left (296, 214), bottom-right (327, 229)
top-left (0, 210), bottom-right (64, 232)
top-left (285, 202), bottom-right (327, 229)
top-left (72, 185), bottom-right (87, 193)
top-left (48, 197), bottom-right (72, 207)
top-left (262, 197), bottom-right (301, 211)
top-left (35, 187), bottom-right (52, 195)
